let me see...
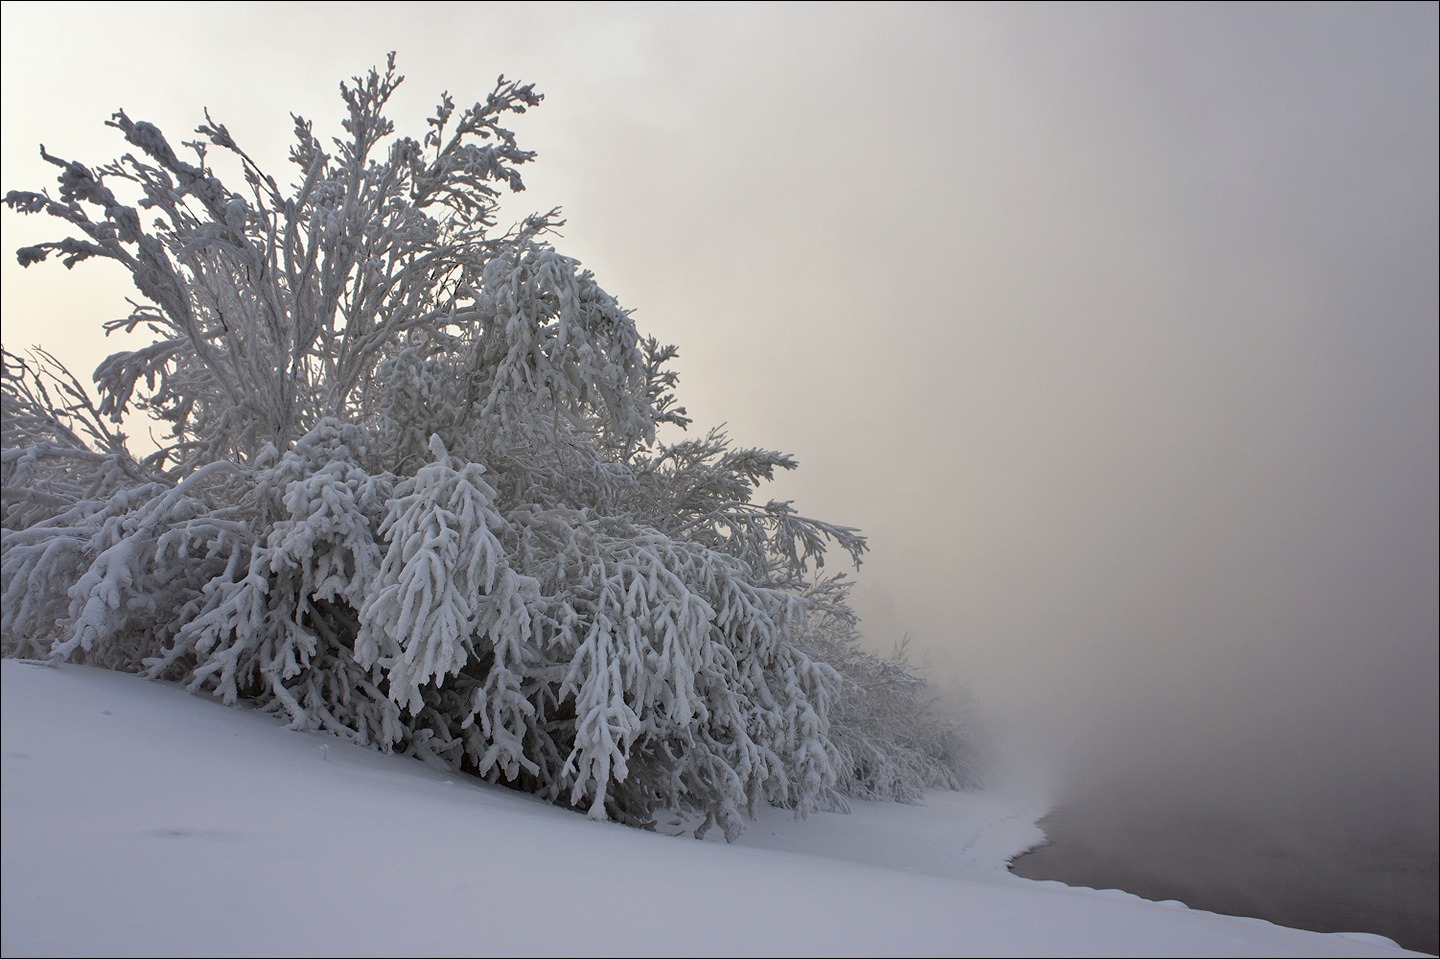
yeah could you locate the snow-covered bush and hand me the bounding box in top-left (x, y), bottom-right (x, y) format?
top-left (794, 578), bottom-right (988, 803)
top-left (2, 56), bottom-right (978, 837)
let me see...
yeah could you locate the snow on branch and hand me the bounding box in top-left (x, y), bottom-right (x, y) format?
top-left (1, 56), bottom-right (981, 838)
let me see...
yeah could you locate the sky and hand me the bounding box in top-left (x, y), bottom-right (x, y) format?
top-left (2, 2), bottom-right (1436, 846)
top-left (1, 659), bottom-right (1425, 957)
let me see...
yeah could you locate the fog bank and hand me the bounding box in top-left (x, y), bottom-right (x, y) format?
top-left (2, 2), bottom-right (1435, 848)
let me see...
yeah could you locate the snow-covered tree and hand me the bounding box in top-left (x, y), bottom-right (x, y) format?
top-left (2, 55), bottom-right (979, 837)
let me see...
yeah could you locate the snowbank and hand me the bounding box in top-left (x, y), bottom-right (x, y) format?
top-left (1, 660), bottom-right (1423, 957)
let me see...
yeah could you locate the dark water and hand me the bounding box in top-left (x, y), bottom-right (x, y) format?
top-left (1010, 807), bottom-right (1439, 956)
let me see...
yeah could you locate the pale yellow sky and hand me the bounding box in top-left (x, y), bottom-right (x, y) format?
top-left (2, 1), bottom-right (1436, 838)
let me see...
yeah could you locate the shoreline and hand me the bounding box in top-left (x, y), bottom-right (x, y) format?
top-left (1009, 807), bottom-right (1439, 956)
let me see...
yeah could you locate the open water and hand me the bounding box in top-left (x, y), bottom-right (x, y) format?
top-left (1010, 806), bottom-right (1439, 956)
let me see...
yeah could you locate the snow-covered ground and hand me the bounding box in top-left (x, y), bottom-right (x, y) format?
top-left (0, 659), bottom-right (1425, 957)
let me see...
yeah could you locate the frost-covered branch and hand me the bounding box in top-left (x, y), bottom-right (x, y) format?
top-left (2, 55), bottom-right (980, 839)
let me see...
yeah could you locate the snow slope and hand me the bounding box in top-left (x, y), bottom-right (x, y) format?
top-left (0, 660), bottom-right (1424, 958)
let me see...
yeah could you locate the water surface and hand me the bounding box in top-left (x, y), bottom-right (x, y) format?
top-left (1010, 806), bottom-right (1439, 956)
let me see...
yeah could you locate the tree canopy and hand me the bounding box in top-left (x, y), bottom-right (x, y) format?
top-left (2, 55), bottom-right (979, 838)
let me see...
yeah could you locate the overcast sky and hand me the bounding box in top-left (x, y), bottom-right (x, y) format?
top-left (2, 2), bottom-right (1436, 842)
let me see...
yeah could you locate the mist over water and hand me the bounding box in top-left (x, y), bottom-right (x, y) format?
top-left (1, 3), bottom-right (1435, 941)
top-left (1011, 803), bottom-right (1439, 956)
